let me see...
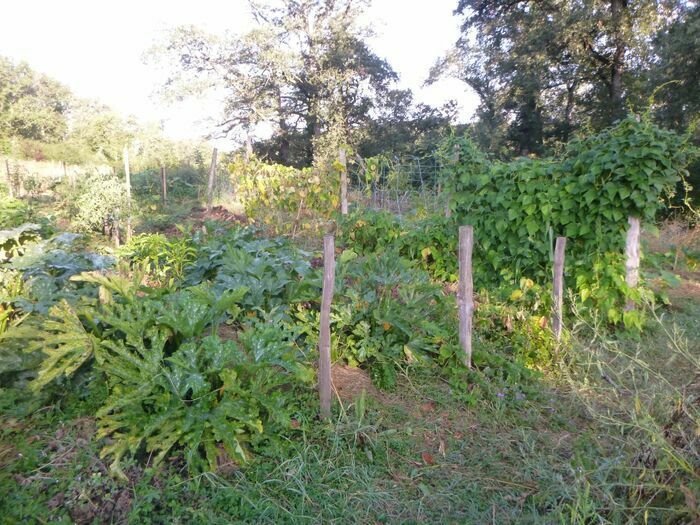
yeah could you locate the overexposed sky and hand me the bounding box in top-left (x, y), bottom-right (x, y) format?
top-left (0, 0), bottom-right (477, 145)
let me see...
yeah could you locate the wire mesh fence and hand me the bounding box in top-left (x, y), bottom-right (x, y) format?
top-left (347, 154), bottom-right (448, 216)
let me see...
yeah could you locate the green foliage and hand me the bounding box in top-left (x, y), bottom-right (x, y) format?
top-left (185, 226), bottom-right (317, 312)
top-left (121, 233), bottom-right (196, 282)
top-left (0, 197), bottom-right (31, 228)
top-left (338, 210), bottom-right (458, 281)
top-left (17, 268), bottom-right (312, 478)
top-left (229, 156), bottom-right (338, 234)
top-left (292, 252), bottom-right (459, 389)
top-left (13, 299), bottom-right (100, 392)
top-left (71, 174), bottom-right (128, 234)
top-left (448, 116), bottom-right (696, 326)
top-left (337, 209), bottom-right (402, 254)
top-left (0, 223), bottom-right (41, 262)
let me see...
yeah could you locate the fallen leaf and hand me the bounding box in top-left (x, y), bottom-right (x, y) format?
top-left (420, 401), bottom-right (435, 413)
top-left (421, 451), bottom-right (435, 465)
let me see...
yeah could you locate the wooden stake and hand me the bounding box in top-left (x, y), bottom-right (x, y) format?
top-left (319, 234), bottom-right (335, 419)
top-left (123, 147), bottom-right (132, 243)
top-left (206, 147), bottom-right (218, 212)
top-left (445, 144), bottom-right (460, 218)
top-left (4, 159), bottom-right (13, 198)
top-left (458, 225), bottom-right (474, 368)
top-left (339, 148), bottom-right (348, 215)
top-left (552, 236), bottom-right (567, 341)
top-left (625, 217), bottom-right (641, 311)
top-left (161, 165), bottom-right (167, 206)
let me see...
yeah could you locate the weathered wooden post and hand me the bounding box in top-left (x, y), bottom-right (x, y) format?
top-left (319, 234), bottom-right (336, 419)
top-left (63, 160), bottom-right (75, 188)
top-left (458, 225), bottom-right (474, 368)
top-left (206, 147), bottom-right (218, 212)
top-left (339, 148), bottom-right (348, 215)
top-left (625, 216), bottom-right (641, 311)
top-left (4, 159), bottom-right (13, 198)
top-left (123, 146), bottom-right (132, 243)
top-left (161, 165), bottom-right (167, 206)
top-left (552, 236), bottom-right (567, 341)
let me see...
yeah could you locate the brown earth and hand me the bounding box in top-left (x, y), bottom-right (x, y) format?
top-left (162, 205), bottom-right (247, 236)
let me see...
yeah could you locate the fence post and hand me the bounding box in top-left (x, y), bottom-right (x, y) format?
top-left (206, 147), bottom-right (218, 212)
top-left (458, 225), bottom-right (474, 368)
top-left (4, 159), bottom-right (13, 198)
top-left (445, 144), bottom-right (460, 218)
top-left (339, 148), bottom-right (348, 215)
top-left (161, 165), bottom-right (167, 206)
top-left (123, 146), bottom-right (132, 243)
top-left (319, 234), bottom-right (335, 419)
top-left (625, 216), bottom-right (641, 311)
top-left (552, 236), bottom-right (567, 341)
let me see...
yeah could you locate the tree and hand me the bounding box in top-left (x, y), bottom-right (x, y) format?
top-left (650, 3), bottom-right (700, 131)
top-left (153, 0), bottom-right (401, 167)
top-left (0, 56), bottom-right (71, 150)
top-left (432, 0), bottom-right (673, 157)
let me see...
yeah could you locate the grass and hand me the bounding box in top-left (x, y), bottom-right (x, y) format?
top-left (1, 198), bottom-right (698, 524)
top-left (2, 293), bottom-right (697, 524)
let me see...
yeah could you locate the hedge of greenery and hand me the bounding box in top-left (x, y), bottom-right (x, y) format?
top-left (342, 116), bottom-right (697, 328)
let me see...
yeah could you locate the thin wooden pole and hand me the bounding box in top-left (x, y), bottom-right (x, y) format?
top-left (161, 165), bottom-right (167, 206)
top-left (445, 144), bottom-right (460, 218)
top-left (206, 147), bottom-right (218, 212)
top-left (458, 225), bottom-right (474, 368)
top-left (123, 147), bottom-right (132, 243)
top-left (319, 234), bottom-right (335, 419)
top-left (552, 236), bottom-right (567, 341)
top-left (339, 148), bottom-right (348, 215)
top-left (4, 159), bottom-right (13, 198)
top-left (625, 216), bottom-right (641, 311)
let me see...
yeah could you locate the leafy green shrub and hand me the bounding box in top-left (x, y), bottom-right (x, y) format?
top-left (121, 232), bottom-right (196, 282)
top-left (229, 156), bottom-right (338, 234)
top-left (131, 166), bottom-right (203, 201)
top-left (71, 174), bottom-right (127, 234)
top-left (337, 209), bottom-right (402, 254)
top-left (5, 233), bottom-right (114, 313)
top-left (419, 116), bottom-right (696, 327)
top-left (399, 214), bottom-right (458, 281)
top-left (185, 226), bottom-right (318, 313)
top-left (0, 197), bottom-right (32, 228)
top-left (292, 252), bottom-right (459, 388)
top-left (0, 224), bottom-right (42, 262)
top-left (16, 270), bottom-right (312, 477)
top-left (338, 210), bottom-right (458, 281)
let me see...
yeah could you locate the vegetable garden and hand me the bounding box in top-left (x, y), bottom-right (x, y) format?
top-left (1, 114), bottom-right (699, 523)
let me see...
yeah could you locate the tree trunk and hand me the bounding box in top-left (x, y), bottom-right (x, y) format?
top-left (4, 159), bottom-right (13, 198)
top-left (161, 166), bottom-right (167, 206)
top-left (609, 0), bottom-right (626, 122)
top-left (123, 147), bottom-right (132, 243)
top-left (206, 147), bottom-right (218, 212)
top-left (563, 84), bottom-right (576, 142)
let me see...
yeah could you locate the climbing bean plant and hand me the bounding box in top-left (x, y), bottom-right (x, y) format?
top-left (443, 115), bottom-right (696, 326)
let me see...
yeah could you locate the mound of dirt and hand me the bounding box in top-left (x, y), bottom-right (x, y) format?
top-left (331, 364), bottom-right (380, 402)
top-left (162, 205), bottom-right (247, 236)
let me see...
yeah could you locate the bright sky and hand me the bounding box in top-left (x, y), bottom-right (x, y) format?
top-left (0, 0), bottom-right (477, 145)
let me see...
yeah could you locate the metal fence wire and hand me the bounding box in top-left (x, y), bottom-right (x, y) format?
top-left (347, 154), bottom-right (448, 216)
